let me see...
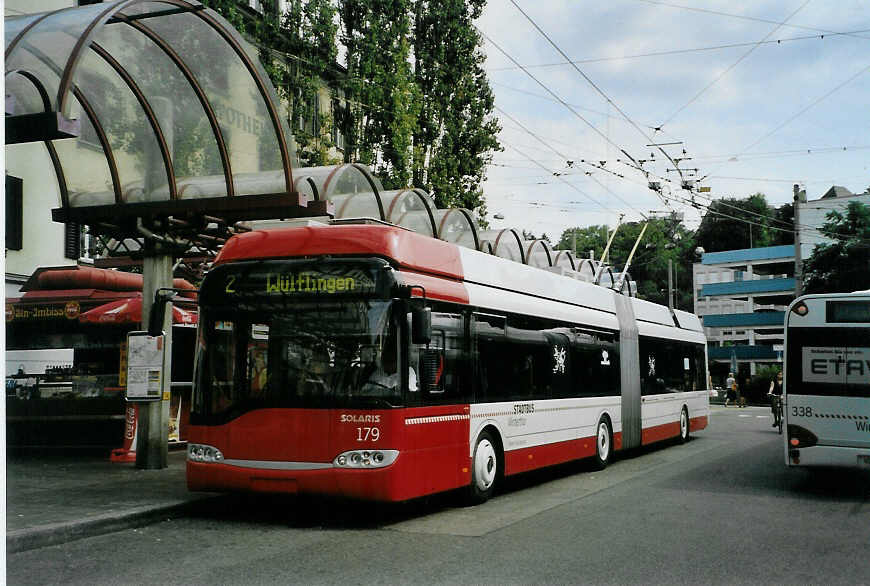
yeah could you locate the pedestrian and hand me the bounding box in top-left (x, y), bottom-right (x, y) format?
top-left (768, 370), bottom-right (783, 427)
top-left (725, 372), bottom-right (736, 407)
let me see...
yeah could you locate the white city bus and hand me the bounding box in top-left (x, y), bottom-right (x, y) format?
top-left (783, 292), bottom-right (870, 468)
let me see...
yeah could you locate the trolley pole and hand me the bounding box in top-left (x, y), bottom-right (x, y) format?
top-left (136, 243), bottom-right (173, 469)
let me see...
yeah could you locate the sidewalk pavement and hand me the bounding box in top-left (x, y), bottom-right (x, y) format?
top-left (6, 448), bottom-right (218, 554)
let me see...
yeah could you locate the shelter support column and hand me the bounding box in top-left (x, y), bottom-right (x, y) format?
top-left (136, 245), bottom-right (173, 469)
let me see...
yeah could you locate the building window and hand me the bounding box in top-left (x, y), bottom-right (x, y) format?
top-left (331, 99), bottom-right (345, 150)
top-left (6, 175), bottom-right (23, 251)
top-left (312, 92), bottom-right (320, 136)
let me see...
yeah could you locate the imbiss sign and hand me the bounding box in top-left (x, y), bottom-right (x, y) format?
top-left (802, 347), bottom-right (870, 385)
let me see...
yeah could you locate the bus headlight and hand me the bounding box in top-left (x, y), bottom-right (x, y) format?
top-left (187, 443), bottom-right (224, 463)
top-left (334, 449), bottom-right (399, 469)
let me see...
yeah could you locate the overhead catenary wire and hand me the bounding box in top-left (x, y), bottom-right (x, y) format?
top-left (660, 188), bottom-right (870, 244)
top-left (477, 26), bottom-right (648, 175)
top-left (632, 0), bottom-right (870, 41)
top-left (508, 0), bottom-right (684, 178)
top-left (657, 0), bottom-right (812, 129)
top-left (486, 28), bottom-right (870, 72)
top-left (259, 6), bottom-right (865, 245)
top-left (697, 61), bottom-right (870, 185)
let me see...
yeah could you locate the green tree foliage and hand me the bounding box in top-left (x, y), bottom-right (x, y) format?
top-left (338, 0), bottom-right (421, 187)
top-left (770, 202), bottom-right (794, 246)
top-left (412, 0), bottom-right (501, 217)
top-left (557, 225), bottom-right (609, 259)
top-left (694, 193), bottom-right (792, 252)
top-left (803, 201), bottom-right (870, 293)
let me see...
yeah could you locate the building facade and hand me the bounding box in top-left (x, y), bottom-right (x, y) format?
top-left (693, 186), bottom-right (870, 390)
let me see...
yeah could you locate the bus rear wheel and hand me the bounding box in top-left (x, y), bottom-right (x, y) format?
top-left (468, 430), bottom-right (499, 504)
top-left (679, 407), bottom-right (690, 443)
top-left (592, 416), bottom-right (612, 470)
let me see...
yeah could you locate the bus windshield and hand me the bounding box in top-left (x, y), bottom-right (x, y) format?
top-left (192, 299), bottom-right (403, 421)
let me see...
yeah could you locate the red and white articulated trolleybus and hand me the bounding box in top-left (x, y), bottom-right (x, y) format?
top-left (186, 222), bottom-right (709, 503)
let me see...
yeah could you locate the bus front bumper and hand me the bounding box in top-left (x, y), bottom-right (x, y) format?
top-left (187, 458), bottom-right (409, 501)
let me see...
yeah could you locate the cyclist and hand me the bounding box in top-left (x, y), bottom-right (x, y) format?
top-left (768, 370), bottom-right (783, 428)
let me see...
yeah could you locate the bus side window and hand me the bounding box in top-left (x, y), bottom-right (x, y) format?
top-left (570, 334), bottom-right (618, 398)
top-left (473, 312), bottom-right (508, 402)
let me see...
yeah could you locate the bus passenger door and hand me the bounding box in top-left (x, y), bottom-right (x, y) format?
top-left (405, 310), bottom-right (470, 496)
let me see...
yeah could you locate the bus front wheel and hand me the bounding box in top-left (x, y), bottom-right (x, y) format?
top-left (468, 430), bottom-right (499, 504)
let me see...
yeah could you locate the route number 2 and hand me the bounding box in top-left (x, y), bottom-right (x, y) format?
top-left (357, 427), bottom-right (380, 442)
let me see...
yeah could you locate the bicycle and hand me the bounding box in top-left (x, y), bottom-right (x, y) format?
top-left (768, 393), bottom-right (783, 434)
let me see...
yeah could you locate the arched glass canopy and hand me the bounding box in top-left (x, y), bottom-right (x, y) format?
top-left (551, 250), bottom-right (576, 270)
top-left (298, 164), bottom-right (384, 220)
top-left (5, 0), bottom-right (299, 225)
top-left (524, 240), bottom-right (553, 269)
top-left (478, 228), bottom-right (524, 263)
top-left (381, 188), bottom-right (436, 237)
top-left (433, 209), bottom-right (479, 251)
top-left (575, 258), bottom-right (597, 282)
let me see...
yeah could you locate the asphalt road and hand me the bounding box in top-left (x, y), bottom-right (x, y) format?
top-left (9, 406), bottom-right (870, 585)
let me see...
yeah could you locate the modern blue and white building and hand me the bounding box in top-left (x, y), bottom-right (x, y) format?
top-left (693, 245), bottom-right (794, 380)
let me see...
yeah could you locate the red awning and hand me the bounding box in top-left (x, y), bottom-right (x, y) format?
top-left (78, 296), bottom-right (197, 326)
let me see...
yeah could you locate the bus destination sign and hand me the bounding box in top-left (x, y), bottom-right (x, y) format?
top-left (802, 346), bottom-right (870, 385)
top-left (827, 300), bottom-right (870, 324)
top-left (205, 260), bottom-right (390, 302)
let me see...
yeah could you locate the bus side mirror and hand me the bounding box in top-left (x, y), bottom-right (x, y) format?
top-left (411, 305), bottom-right (431, 345)
top-left (147, 289), bottom-right (177, 337)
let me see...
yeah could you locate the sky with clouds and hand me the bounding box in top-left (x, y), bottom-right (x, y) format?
top-left (475, 0), bottom-right (870, 241)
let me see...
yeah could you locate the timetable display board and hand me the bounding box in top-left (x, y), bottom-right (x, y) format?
top-left (126, 331), bottom-right (166, 401)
